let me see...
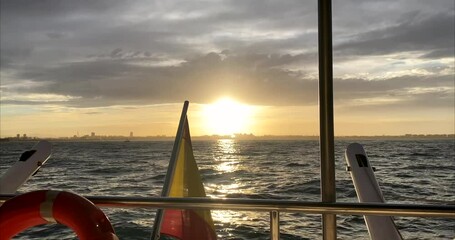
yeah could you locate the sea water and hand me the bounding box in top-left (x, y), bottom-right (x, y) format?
top-left (0, 139), bottom-right (454, 239)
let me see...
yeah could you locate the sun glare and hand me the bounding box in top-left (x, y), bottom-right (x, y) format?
top-left (203, 97), bottom-right (254, 136)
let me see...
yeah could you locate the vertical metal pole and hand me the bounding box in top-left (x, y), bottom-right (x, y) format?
top-left (270, 211), bottom-right (280, 240)
top-left (318, 0), bottom-right (337, 239)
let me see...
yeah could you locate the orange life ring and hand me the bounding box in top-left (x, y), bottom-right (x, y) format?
top-left (0, 190), bottom-right (118, 240)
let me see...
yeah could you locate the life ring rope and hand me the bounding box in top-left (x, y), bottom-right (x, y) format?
top-left (0, 190), bottom-right (118, 240)
top-left (40, 190), bottom-right (59, 223)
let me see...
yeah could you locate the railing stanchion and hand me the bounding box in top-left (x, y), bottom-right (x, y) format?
top-left (318, 0), bottom-right (337, 239)
top-left (270, 211), bottom-right (280, 240)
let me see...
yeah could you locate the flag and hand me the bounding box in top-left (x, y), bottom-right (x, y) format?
top-left (151, 101), bottom-right (217, 240)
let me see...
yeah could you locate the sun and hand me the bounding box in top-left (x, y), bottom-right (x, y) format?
top-left (203, 97), bottom-right (254, 136)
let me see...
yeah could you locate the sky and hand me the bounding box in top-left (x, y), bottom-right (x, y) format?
top-left (0, 0), bottom-right (454, 138)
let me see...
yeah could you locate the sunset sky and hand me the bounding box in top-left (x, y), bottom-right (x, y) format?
top-left (1, 0), bottom-right (454, 138)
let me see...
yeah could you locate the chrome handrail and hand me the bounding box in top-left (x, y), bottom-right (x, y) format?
top-left (1, 195), bottom-right (453, 217)
top-left (1, 195), bottom-right (453, 239)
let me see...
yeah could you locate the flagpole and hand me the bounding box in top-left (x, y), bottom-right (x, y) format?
top-left (151, 100), bottom-right (189, 240)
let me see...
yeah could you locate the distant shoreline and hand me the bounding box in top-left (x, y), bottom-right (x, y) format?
top-left (1, 134), bottom-right (453, 142)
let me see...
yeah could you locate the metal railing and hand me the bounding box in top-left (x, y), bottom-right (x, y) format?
top-left (1, 195), bottom-right (454, 239)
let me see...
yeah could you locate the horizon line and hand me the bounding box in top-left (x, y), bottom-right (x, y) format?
top-left (2, 133), bottom-right (454, 140)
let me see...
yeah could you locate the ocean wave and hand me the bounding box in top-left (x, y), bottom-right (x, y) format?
top-left (1, 139), bottom-right (453, 239)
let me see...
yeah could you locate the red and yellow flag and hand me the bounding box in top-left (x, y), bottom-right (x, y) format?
top-left (152, 102), bottom-right (217, 240)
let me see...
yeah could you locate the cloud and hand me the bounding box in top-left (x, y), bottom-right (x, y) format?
top-left (0, 46), bottom-right (33, 69)
top-left (335, 10), bottom-right (455, 58)
top-left (1, 0), bottom-right (452, 65)
top-left (0, 0), bottom-right (123, 18)
top-left (7, 52), bottom-right (316, 107)
top-left (46, 32), bottom-right (68, 40)
top-left (1, 0), bottom-right (453, 112)
top-left (2, 51), bottom-right (451, 111)
top-left (335, 75), bottom-right (454, 109)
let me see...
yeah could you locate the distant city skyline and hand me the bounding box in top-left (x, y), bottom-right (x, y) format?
top-left (1, 0), bottom-right (454, 138)
top-left (5, 131), bottom-right (454, 140)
